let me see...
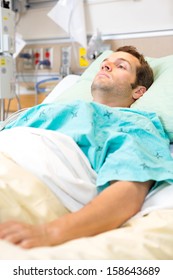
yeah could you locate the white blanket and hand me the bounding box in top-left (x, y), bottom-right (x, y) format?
top-left (0, 127), bottom-right (97, 212)
top-left (0, 127), bottom-right (172, 216)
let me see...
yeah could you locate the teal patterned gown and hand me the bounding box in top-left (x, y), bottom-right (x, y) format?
top-left (4, 100), bottom-right (173, 192)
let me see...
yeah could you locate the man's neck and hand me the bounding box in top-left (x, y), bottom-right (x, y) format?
top-left (92, 97), bottom-right (133, 108)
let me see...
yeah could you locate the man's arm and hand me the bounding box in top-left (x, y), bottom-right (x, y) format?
top-left (0, 180), bottom-right (152, 248)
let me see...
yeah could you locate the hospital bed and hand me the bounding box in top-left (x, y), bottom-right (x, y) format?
top-left (0, 50), bottom-right (173, 260)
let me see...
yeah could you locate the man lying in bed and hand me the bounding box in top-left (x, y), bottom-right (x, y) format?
top-left (0, 45), bottom-right (173, 249)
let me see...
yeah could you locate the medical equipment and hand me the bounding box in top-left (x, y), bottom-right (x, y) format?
top-left (60, 46), bottom-right (71, 78)
top-left (0, 0), bottom-right (15, 120)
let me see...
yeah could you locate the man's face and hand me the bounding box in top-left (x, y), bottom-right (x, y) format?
top-left (91, 51), bottom-right (141, 103)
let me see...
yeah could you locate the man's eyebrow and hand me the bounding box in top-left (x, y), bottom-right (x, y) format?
top-left (101, 58), bottom-right (108, 64)
top-left (102, 58), bottom-right (132, 69)
top-left (115, 58), bottom-right (132, 69)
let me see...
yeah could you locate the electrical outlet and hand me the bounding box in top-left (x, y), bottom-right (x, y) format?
top-left (21, 48), bottom-right (33, 70)
top-left (42, 47), bottom-right (53, 69)
top-left (33, 48), bottom-right (43, 69)
top-left (60, 46), bottom-right (71, 77)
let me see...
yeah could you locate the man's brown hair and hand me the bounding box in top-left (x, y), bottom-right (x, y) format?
top-left (116, 45), bottom-right (154, 90)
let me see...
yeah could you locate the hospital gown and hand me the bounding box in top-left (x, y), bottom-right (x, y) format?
top-left (4, 100), bottom-right (173, 191)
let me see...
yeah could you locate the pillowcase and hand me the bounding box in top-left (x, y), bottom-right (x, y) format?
top-left (131, 54), bottom-right (173, 143)
top-left (48, 50), bottom-right (173, 142)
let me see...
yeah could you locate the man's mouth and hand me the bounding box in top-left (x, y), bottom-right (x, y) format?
top-left (97, 71), bottom-right (110, 79)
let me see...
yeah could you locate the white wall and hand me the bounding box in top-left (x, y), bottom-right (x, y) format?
top-left (16, 0), bottom-right (173, 42)
top-left (85, 0), bottom-right (173, 35)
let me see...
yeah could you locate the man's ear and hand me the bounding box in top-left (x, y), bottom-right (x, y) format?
top-left (132, 86), bottom-right (146, 100)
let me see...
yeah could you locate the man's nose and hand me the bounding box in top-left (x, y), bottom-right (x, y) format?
top-left (101, 61), bottom-right (112, 71)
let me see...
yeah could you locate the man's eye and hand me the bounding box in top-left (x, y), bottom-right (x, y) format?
top-left (118, 64), bottom-right (126, 69)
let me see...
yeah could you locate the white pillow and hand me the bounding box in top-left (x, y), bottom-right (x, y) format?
top-left (43, 74), bottom-right (80, 104)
